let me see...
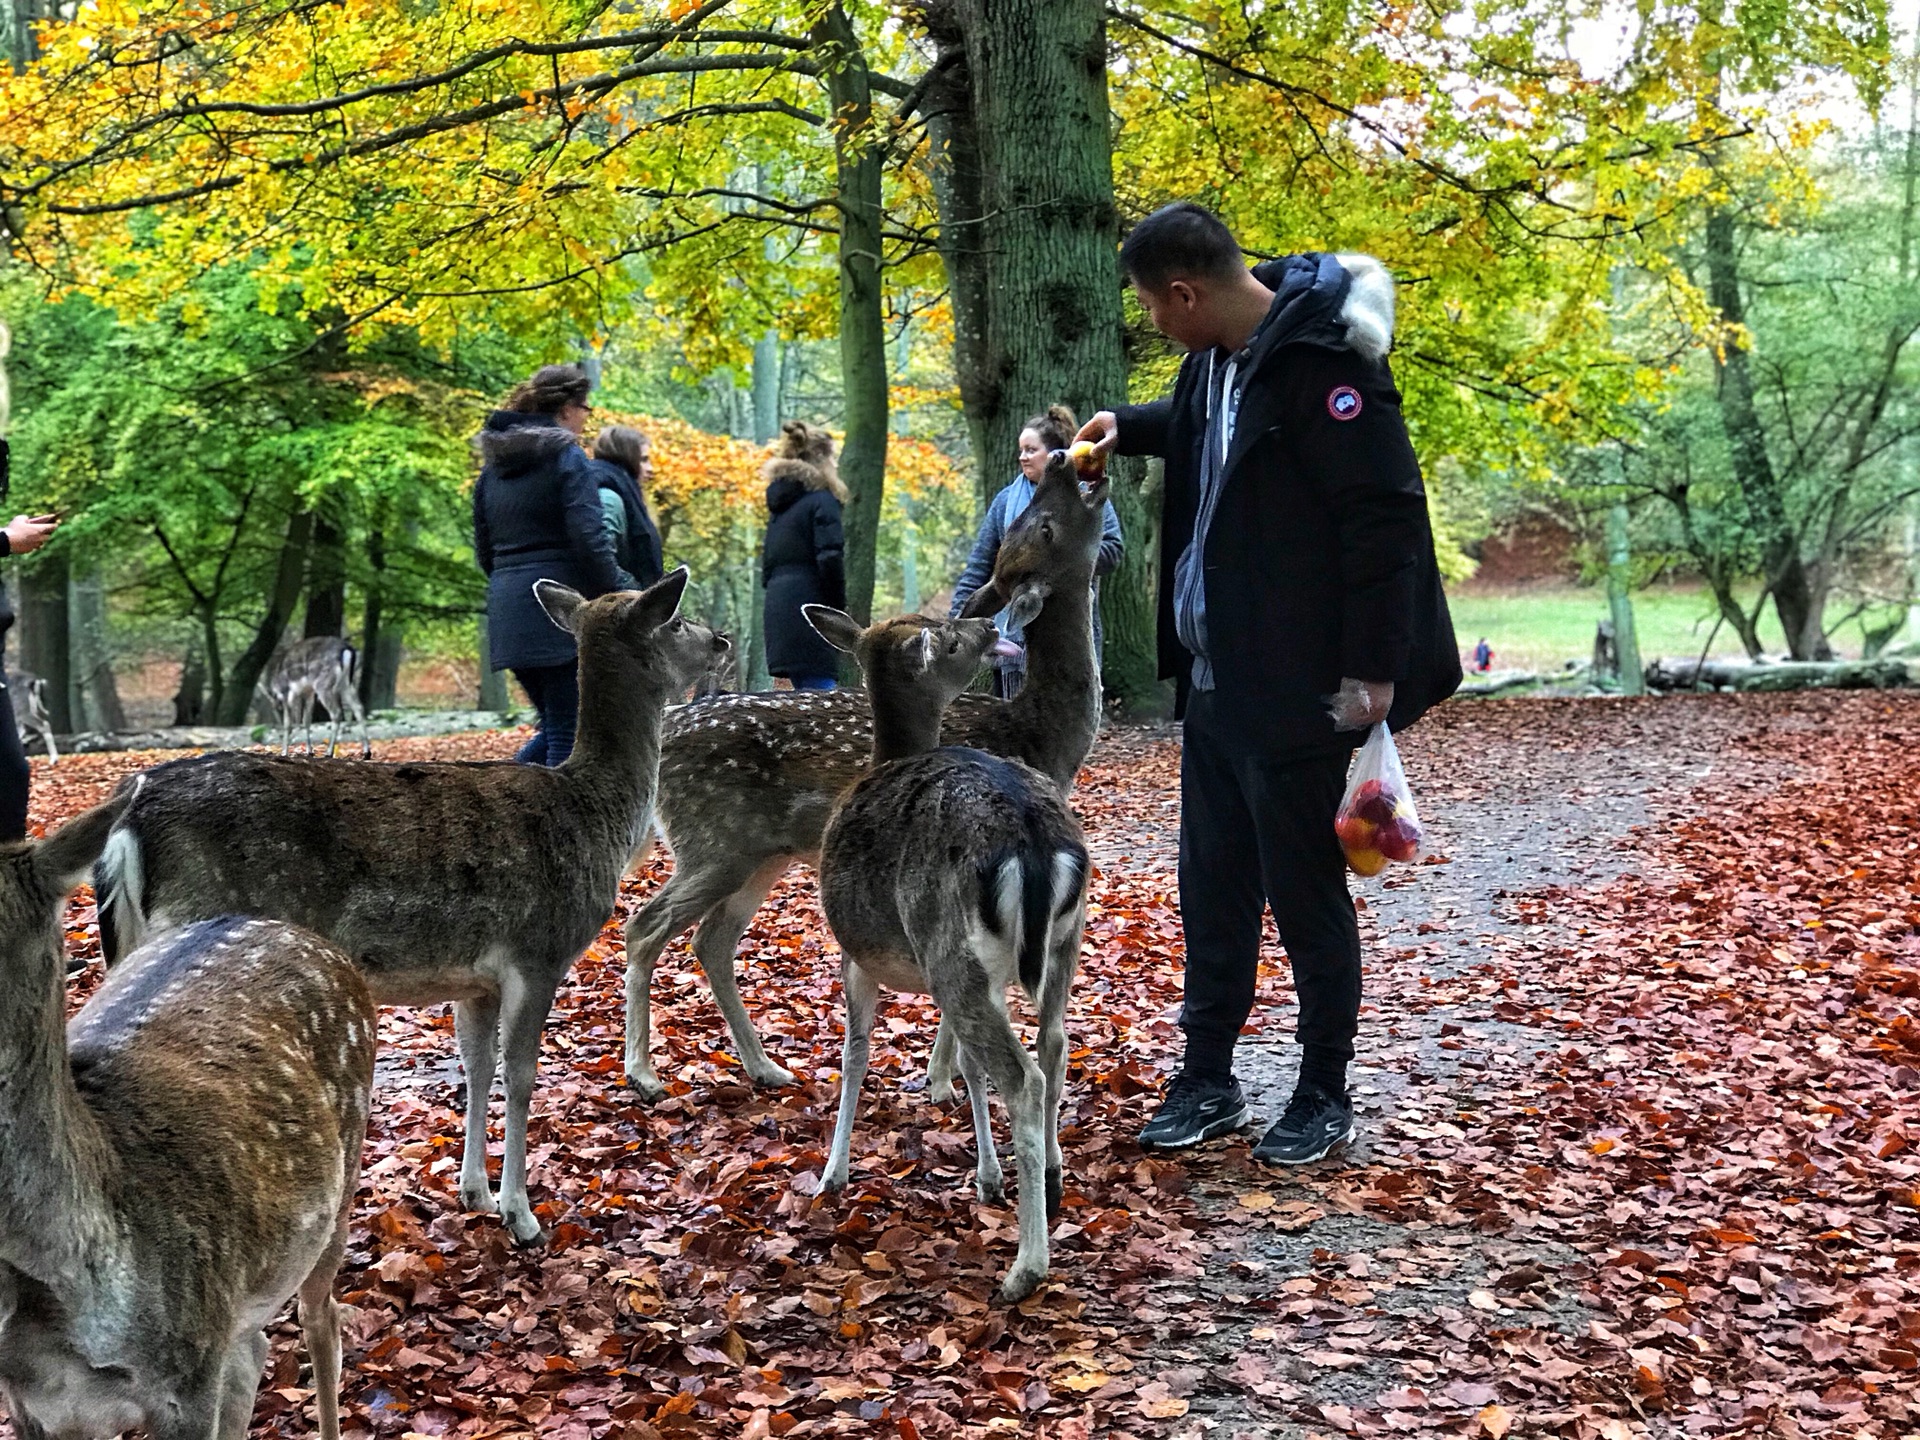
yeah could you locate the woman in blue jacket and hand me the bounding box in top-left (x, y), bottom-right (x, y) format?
top-left (949, 405), bottom-right (1124, 698)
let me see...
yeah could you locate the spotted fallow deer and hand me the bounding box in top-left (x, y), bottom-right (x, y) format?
top-left (0, 794), bottom-right (376, 1440)
top-left (624, 454), bottom-right (1111, 1100)
top-left (806, 607), bottom-right (1088, 1302)
top-left (90, 570), bottom-right (726, 1245)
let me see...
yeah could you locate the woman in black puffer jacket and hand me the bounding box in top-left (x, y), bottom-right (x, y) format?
top-left (759, 421), bottom-right (847, 689)
top-left (473, 364), bottom-right (626, 767)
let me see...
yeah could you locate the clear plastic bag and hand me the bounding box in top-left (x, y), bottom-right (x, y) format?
top-left (1335, 722), bottom-right (1424, 877)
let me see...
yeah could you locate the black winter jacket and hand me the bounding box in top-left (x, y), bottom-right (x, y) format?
top-left (587, 457), bottom-right (664, 589)
top-left (1115, 255), bottom-right (1460, 755)
top-left (473, 411), bottom-right (624, 672)
top-left (761, 468), bottom-right (847, 679)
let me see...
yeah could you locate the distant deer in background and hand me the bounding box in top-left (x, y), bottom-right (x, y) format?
top-left (92, 571), bottom-right (727, 1245)
top-left (5, 669), bottom-right (56, 763)
top-left (0, 795), bottom-right (376, 1439)
top-left (805, 606), bottom-right (1089, 1302)
top-left (266, 635), bottom-right (372, 758)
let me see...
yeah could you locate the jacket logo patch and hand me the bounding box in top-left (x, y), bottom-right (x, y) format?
top-left (1327, 386), bottom-right (1363, 421)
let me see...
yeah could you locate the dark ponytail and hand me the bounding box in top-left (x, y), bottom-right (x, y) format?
top-left (1023, 404), bottom-right (1077, 452)
top-left (504, 363), bottom-right (592, 417)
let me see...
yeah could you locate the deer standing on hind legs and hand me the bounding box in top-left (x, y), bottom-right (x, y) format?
top-left (622, 453), bottom-right (1111, 1101)
top-left (0, 794), bottom-right (375, 1440)
top-left (91, 570), bottom-right (724, 1245)
top-left (803, 606), bottom-right (1089, 1302)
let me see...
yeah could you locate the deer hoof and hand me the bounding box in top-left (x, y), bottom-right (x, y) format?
top-left (502, 1206), bottom-right (547, 1247)
top-left (975, 1174), bottom-right (1006, 1207)
top-left (746, 1061), bottom-right (798, 1090)
top-left (999, 1263), bottom-right (1047, 1304)
top-left (458, 1179), bottom-right (498, 1215)
top-left (819, 1168), bottom-right (849, 1195)
top-left (625, 1069), bottom-right (668, 1102)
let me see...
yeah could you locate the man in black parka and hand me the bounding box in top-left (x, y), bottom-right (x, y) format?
top-left (1078, 204), bottom-right (1459, 1165)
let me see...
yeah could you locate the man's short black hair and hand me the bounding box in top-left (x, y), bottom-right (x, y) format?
top-left (1120, 203), bottom-right (1246, 291)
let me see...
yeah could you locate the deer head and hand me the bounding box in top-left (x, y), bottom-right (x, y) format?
top-left (536, 568), bottom-right (729, 695)
top-left (958, 450), bottom-right (1111, 629)
top-left (805, 609), bottom-right (1019, 762)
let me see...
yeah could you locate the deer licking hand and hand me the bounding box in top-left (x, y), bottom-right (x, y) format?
top-left (91, 569), bottom-right (726, 1245)
top-left (623, 453), bottom-right (1112, 1102)
top-left (805, 606), bottom-right (1090, 1303)
top-left (0, 796), bottom-right (375, 1440)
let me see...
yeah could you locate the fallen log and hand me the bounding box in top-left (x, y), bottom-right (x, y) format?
top-left (1643, 656), bottom-right (1916, 693)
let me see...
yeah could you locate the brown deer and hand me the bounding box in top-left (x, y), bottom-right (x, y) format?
top-left (623, 454), bottom-right (1110, 1100)
top-left (805, 607), bottom-right (1088, 1302)
top-left (265, 635), bottom-right (372, 759)
top-left (6, 669), bottom-right (56, 763)
top-left (91, 570), bottom-right (724, 1244)
top-left (0, 795), bottom-right (375, 1440)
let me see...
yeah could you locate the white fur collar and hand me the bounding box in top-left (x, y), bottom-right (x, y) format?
top-left (1334, 254), bottom-right (1395, 363)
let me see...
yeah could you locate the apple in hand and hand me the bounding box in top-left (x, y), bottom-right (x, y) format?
top-left (1068, 440), bottom-right (1103, 474)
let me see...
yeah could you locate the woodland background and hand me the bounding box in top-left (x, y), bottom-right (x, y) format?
top-left (0, 0), bottom-right (1915, 724)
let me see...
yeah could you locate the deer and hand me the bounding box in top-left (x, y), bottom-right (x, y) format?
top-left (804, 606), bottom-right (1089, 1302)
top-left (623, 452), bottom-right (1111, 1101)
top-left (6, 669), bottom-right (57, 763)
top-left (90, 569), bottom-right (726, 1245)
top-left (0, 793), bottom-right (376, 1440)
top-left (265, 635), bottom-right (372, 759)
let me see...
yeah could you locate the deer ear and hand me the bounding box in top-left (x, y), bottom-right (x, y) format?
top-left (534, 580), bottom-right (588, 635)
top-left (958, 579), bottom-right (1007, 621)
top-left (36, 789), bottom-right (133, 894)
top-left (804, 605), bottom-right (865, 655)
top-left (632, 567), bottom-right (690, 630)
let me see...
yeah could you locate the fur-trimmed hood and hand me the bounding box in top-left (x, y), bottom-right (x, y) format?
top-left (1246, 252), bottom-right (1396, 364)
top-left (475, 409), bottom-right (581, 476)
top-left (761, 420), bottom-right (847, 506)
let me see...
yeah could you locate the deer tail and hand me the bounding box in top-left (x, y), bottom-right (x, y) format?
top-left (93, 803), bottom-right (146, 966)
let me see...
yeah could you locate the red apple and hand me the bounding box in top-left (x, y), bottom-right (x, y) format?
top-left (1376, 816), bottom-right (1421, 862)
top-left (1335, 814), bottom-right (1378, 852)
top-left (1351, 779), bottom-right (1398, 825)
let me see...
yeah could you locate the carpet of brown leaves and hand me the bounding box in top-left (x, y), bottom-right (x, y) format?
top-left (13, 691), bottom-right (1919, 1440)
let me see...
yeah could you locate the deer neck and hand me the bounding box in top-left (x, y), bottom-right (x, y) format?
top-left (868, 684), bottom-right (949, 766)
top-left (0, 931), bottom-right (112, 1287)
top-left (563, 647), bottom-right (671, 795)
top-left (1006, 566), bottom-right (1100, 765)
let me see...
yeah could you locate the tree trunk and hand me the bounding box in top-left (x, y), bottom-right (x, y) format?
top-left (1703, 205), bottom-right (1826, 659)
top-left (172, 642), bottom-right (206, 726)
top-left (919, 1), bottom-right (995, 508)
top-left (1604, 505), bottom-right (1644, 696)
top-left (17, 553), bottom-right (71, 731)
top-left (951, 0), bottom-right (1163, 709)
top-left (216, 508), bottom-right (312, 724)
top-left (67, 570), bottom-right (127, 730)
top-left (815, 3), bottom-right (889, 625)
top-left (477, 614), bottom-right (509, 712)
top-left (359, 526), bottom-right (404, 710)
top-left (303, 508), bottom-right (347, 638)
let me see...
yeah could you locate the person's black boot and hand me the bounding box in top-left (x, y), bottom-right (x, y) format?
top-left (1139, 1071), bottom-right (1251, 1150)
top-left (1252, 1084), bottom-right (1355, 1165)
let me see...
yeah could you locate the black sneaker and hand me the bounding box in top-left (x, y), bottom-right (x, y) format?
top-left (1252, 1084), bottom-right (1356, 1165)
top-left (1139, 1071), bottom-right (1252, 1150)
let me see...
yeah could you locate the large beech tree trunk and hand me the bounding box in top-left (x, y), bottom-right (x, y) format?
top-left (815, 3), bottom-right (889, 625)
top-left (946, 0), bottom-right (1162, 709)
top-left (216, 508), bottom-right (312, 724)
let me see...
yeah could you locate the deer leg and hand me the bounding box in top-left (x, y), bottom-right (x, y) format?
top-left (955, 1005), bottom-right (1050, 1302)
top-left (326, 701), bottom-right (343, 759)
top-left (956, 1041), bottom-right (1004, 1205)
top-left (454, 994), bottom-right (502, 1215)
top-left (620, 862), bottom-right (748, 1099)
top-left (353, 687), bottom-right (372, 759)
top-left (212, 1328), bottom-right (270, 1440)
top-left (925, 1015), bottom-right (959, 1104)
top-left (297, 1191), bottom-right (353, 1440)
top-left (693, 855), bottom-right (799, 1089)
top-left (279, 699), bottom-right (295, 756)
top-left (821, 960), bottom-right (880, 1194)
top-left (496, 968), bottom-right (561, 1245)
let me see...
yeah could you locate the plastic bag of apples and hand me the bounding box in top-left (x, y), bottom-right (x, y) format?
top-left (1335, 723), bottom-right (1424, 877)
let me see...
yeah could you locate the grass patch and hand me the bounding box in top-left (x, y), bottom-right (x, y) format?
top-left (1444, 582), bottom-right (1884, 672)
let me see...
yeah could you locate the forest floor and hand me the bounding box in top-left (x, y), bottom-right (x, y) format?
top-left (14, 690), bottom-right (1920, 1440)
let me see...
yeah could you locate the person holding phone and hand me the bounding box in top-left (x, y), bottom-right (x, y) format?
top-left (1, 494), bottom-right (60, 842)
